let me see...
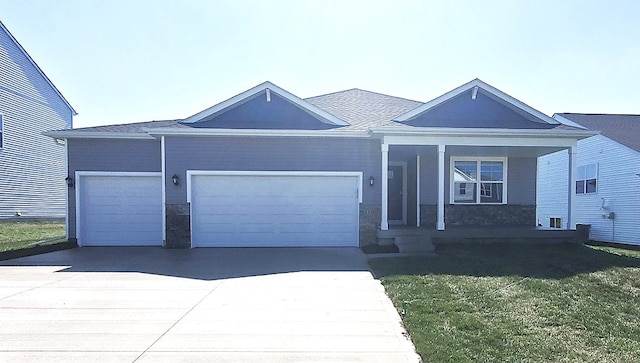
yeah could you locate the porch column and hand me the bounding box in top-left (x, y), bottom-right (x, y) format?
top-left (437, 144), bottom-right (445, 230)
top-left (568, 145), bottom-right (577, 229)
top-left (381, 143), bottom-right (389, 231)
top-left (416, 155), bottom-right (421, 227)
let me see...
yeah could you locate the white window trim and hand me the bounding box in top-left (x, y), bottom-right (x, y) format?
top-left (450, 157), bottom-right (508, 205)
top-left (549, 217), bottom-right (562, 229)
top-left (576, 163), bottom-right (598, 195)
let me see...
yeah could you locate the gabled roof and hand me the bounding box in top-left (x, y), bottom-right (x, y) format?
top-left (554, 113), bottom-right (640, 152)
top-left (181, 81), bottom-right (348, 126)
top-left (393, 79), bottom-right (559, 126)
top-left (0, 21), bottom-right (77, 116)
top-left (48, 80), bottom-right (593, 140)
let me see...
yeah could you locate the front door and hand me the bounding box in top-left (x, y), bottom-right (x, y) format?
top-left (388, 163), bottom-right (406, 224)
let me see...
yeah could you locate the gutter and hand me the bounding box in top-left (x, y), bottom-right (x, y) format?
top-left (43, 131), bottom-right (155, 140)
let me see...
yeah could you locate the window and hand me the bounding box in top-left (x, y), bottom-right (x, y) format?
top-left (452, 158), bottom-right (506, 204)
top-left (550, 217), bottom-right (562, 228)
top-left (576, 164), bottom-right (597, 194)
top-left (0, 114), bottom-right (3, 149)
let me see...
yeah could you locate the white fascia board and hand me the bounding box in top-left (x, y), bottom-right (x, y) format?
top-left (369, 126), bottom-right (596, 139)
top-left (552, 114), bottom-right (588, 129)
top-left (181, 81), bottom-right (349, 126)
top-left (144, 127), bottom-right (370, 138)
top-left (370, 127), bottom-right (596, 148)
top-left (43, 131), bottom-right (155, 140)
top-left (381, 134), bottom-right (580, 148)
top-left (394, 79), bottom-right (560, 125)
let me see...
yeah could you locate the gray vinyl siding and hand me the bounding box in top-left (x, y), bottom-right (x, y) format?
top-left (405, 90), bottom-right (554, 129)
top-left (419, 154), bottom-right (536, 205)
top-left (66, 138), bottom-right (161, 237)
top-left (0, 27), bottom-right (73, 218)
top-left (164, 136), bottom-right (381, 204)
top-left (194, 92), bottom-right (335, 130)
top-left (419, 152), bottom-right (439, 204)
top-left (507, 158), bottom-right (536, 205)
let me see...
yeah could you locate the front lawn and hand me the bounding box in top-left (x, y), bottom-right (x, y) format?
top-left (0, 220), bottom-right (66, 252)
top-left (370, 242), bottom-right (640, 362)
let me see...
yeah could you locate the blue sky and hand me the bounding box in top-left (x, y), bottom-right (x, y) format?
top-left (2, 0), bottom-right (639, 128)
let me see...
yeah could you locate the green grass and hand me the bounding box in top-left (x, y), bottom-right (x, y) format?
top-left (0, 220), bottom-right (66, 252)
top-left (370, 242), bottom-right (640, 362)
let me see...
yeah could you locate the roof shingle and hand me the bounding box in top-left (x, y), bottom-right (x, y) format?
top-left (305, 89), bottom-right (423, 130)
top-left (557, 113), bottom-right (640, 152)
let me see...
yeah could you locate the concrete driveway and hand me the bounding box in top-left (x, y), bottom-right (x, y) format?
top-left (0, 247), bottom-right (419, 362)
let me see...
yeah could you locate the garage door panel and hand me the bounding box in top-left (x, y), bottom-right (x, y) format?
top-left (191, 174), bottom-right (359, 247)
top-left (79, 174), bottom-right (162, 246)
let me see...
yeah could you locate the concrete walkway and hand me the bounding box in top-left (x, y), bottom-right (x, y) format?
top-left (0, 247), bottom-right (419, 362)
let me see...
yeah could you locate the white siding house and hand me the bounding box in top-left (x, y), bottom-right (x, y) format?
top-left (0, 21), bottom-right (76, 218)
top-left (537, 114), bottom-right (640, 245)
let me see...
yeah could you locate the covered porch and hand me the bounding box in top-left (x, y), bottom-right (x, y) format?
top-left (373, 131), bottom-right (581, 239)
top-left (364, 79), bottom-right (596, 246)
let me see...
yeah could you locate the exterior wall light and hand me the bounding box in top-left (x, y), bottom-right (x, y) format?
top-left (172, 174), bottom-right (180, 186)
top-left (369, 176), bottom-right (375, 186)
top-left (65, 176), bottom-right (74, 188)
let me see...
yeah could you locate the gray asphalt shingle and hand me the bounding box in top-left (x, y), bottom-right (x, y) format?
top-left (557, 113), bottom-right (640, 152)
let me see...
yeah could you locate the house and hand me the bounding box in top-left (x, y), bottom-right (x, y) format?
top-left (46, 79), bottom-right (593, 247)
top-left (537, 113), bottom-right (640, 246)
top-left (0, 21), bottom-right (76, 219)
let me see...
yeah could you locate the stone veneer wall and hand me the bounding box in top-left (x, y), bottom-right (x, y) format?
top-left (165, 203), bottom-right (191, 248)
top-left (359, 204), bottom-right (381, 246)
top-left (420, 204), bottom-right (536, 227)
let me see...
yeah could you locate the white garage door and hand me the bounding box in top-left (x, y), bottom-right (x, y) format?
top-left (77, 173), bottom-right (162, 246)
top-left (190, 173), bottom-right (360, 247)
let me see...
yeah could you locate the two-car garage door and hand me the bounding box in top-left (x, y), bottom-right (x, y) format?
top-left (76, 172), bottom-right (360, 247)
top-left (190, 173), bottom-right (360, 247)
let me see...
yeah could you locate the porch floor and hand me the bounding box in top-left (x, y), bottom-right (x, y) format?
top-left (377, 225), bottom-right (581, 244)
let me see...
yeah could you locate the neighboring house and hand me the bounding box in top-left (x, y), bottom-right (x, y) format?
top-left (46, 79), bottom-right (592, 247)
top-left (0, 21), bottom-right (76, 219)
top-left (537, 113), bottom-right (640, 246)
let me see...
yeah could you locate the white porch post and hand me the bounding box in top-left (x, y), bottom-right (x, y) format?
top-left (568, 145), bottom-right (577, 229)
top-left (381, 143), bottom-right (389, 231)
top-left (416, 155), bottom-right (421, 227)
top-left (437, 144), bottom-right (446, 230)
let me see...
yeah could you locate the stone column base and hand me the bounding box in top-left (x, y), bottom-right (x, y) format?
top-left (359, 204), bottom-right (381, 246)
top-left (165, 203), bottom-right (191, 248)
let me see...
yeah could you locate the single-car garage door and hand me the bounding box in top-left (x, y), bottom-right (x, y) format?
top-left (190, 172), bottom-right (361, 247)
top-left (77, 172), bottom-right (163, 246)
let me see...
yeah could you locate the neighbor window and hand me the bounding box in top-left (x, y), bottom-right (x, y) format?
top-left (452, 158), bottom-right (507, 204)
top-left (550, 217), bottom-right (562, 228)
top-left (576, 163), bottom-right (597, 194)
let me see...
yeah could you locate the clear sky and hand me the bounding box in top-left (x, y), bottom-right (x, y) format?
top-left (1, 0), bottom-right (638, 128)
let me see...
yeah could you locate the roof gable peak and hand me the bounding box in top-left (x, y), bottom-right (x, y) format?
top-left (182, 81), bottom-right (349, 127)
top-left (394, 79), bottom-right (559, 126)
